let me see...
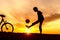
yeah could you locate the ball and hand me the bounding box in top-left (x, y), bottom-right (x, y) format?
top-left (25, 19), bottom-right (30, 23)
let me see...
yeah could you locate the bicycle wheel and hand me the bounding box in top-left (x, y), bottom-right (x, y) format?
top-left (1, 23), bottom-right (14, 32)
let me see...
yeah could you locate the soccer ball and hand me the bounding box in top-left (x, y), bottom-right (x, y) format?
top-left (25, 19), bottom-right (30, 23)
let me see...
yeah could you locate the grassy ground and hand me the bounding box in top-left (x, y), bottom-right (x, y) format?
top-left (0, 32), bottom-right (60, 40)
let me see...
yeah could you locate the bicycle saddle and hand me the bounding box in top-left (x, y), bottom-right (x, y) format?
top-left (0, 14), bottom-right (5, 17)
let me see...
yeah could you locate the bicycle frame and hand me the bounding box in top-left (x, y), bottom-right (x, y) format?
top-left (0, 17), bottom-right (7, 25)
top-left (0, 16), bottom-right (14, 32)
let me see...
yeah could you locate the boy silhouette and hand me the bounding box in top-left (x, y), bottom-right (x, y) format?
top-left (26, 7), bottom-right (44, 34)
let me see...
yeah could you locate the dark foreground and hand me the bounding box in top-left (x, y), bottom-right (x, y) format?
top-left (0, 32), bottom-right (60, 40)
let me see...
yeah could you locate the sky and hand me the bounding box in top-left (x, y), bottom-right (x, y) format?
top-left (0, 0), bottom-right (60, 34)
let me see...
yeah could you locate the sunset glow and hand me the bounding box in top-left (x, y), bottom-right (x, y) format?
top-left (0, 0), bottom-right (60, 34)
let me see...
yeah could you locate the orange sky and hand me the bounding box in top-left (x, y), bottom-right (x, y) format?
top-left (0, 0), bottom-right (60, 34)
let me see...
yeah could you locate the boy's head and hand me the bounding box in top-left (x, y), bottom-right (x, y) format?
top-left (33, 7), bottom-right (38, 12)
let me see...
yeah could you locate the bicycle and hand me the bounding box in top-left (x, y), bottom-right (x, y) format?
top-left (0, 14), bottom-right (14, 32)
